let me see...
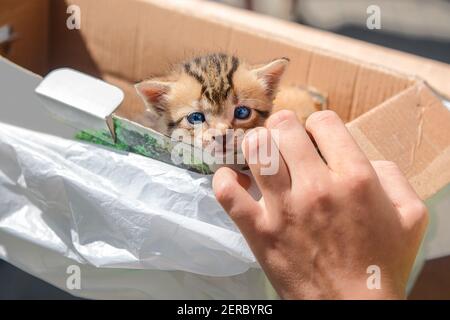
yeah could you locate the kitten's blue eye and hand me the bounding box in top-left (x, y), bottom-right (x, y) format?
top-left (187, 112), bottom-right (206, 124)
top-left (234, 106), bottom-right (251, 120)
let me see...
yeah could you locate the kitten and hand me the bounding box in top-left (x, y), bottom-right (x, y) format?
top-left (135, 53), bottom-right (323, 151)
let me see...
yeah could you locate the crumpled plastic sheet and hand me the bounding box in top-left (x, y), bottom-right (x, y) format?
top-left (0, 122), bottom-right (271, 299)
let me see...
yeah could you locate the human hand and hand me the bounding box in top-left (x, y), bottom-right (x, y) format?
top-left (213, 110), bottom-right (428, 299)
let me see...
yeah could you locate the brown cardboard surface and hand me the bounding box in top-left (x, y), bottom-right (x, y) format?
top-left (2, 0), bottom-right (450, 200)
top-left (153, 0), bottom-right (450, 99)
top-left (0, 0), bottom-right (49, 74)
top-left (348, 82), bottom-right (450, 200)
top-left (350, 66), bottom-right (414, 120)
top-left (48, 0), bottom-right (415, 122)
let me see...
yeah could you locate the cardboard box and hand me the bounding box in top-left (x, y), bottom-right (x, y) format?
top-left (1, 0), bottom-right (450, 201)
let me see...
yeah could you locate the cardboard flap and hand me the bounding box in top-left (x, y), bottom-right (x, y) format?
top-left (348, 82), bottom-right (450, 200)
top-left (49, 0), bottom-right (413, 123)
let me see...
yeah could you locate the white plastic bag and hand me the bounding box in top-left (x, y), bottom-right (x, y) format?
top-left (0, 122), bottom-right (273, 299)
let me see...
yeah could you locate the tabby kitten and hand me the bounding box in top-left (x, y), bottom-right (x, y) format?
top-left (135, 53), bottom-right (321, 150)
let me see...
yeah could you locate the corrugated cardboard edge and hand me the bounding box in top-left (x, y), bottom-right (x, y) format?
top-left (348, 81), bottom-right (450, 200)
top-left (144, 0), bottom-right (450, 99)
top-left (54, 0), bottom-right (417, 123)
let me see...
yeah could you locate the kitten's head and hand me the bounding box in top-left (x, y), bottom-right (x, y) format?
top-left (135, 53), bottom-right (288, 150)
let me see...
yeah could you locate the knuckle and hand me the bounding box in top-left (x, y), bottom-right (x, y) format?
top-left (346, 167), bottom-right (375, 191)
top-left (267, 110), bottom-right (298, 129)
top-left (273, 109), bottom-right (297, 122)
top-left (311, 188), bottom-right (331, 205)
top-left (214, 180), bottom-right (235, 204)
top-left (258, 224), bottom-right (277, 240)
top-left (303, 183), bottom-right (332, 208)
top-left (406, 201), bottom-right (429, 224)
top-left (306, 110), bottom-right (339, 129)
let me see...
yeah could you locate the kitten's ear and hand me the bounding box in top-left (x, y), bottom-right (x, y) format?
top-left (252, 58), bottom-right (289, 96)
top-left (135, 80), bottom-right (171, 111)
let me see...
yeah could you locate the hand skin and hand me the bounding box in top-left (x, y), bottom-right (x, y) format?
top-left (213, 110), bottom-right (428, 300)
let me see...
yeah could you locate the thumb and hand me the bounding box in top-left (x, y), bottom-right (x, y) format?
top-left (213, 167), bottom-right (264, 235)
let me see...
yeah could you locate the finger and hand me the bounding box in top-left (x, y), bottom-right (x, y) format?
top-left (242, 126), bottom-right (291, 206)
top-left (265, 110), bottom-right (328, 183)
top-left (371, 161), bottom-right (428, 230)
top-left (213, 167), bottom-right (265, 234)
top-left (234, 169), bottom-right (252, 190)
top-left (305, 110), bottom-right (372, 174)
